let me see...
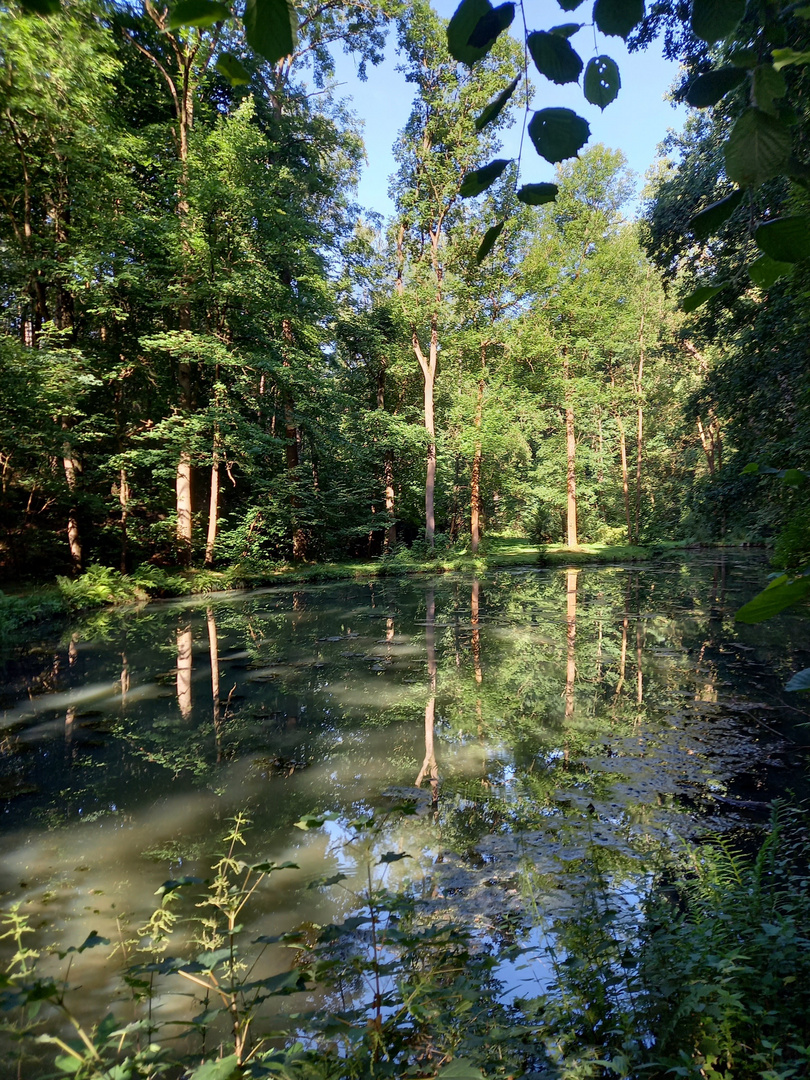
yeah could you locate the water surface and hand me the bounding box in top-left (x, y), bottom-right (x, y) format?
top-left (2, 553), bottom-right (809, 1007)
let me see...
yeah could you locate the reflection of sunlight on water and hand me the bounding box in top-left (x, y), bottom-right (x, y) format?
top-left (2, 556), bottom-right (809, 1045)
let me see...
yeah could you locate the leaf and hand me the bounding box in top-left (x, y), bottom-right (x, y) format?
top-left (215, 53), bottom-right (251, 85)
top-left (243, 0), bottom-right (297, 65)
top-left (307, 872), bottom-right (347, 888)
top-left (155, 876), bottom-right (203, 896)
top-left (189, 1056), bottom-right (241, 1080)
top-left (435, 1061), bottom-right (486, 1080)
top-left (690, 189), bottom-right (744, 240)
top-left (724, 109), bottom-right (791, 187)
top-left (166, 0), bottom-right (230, 30)
top-left (592, 0), bottom-right (644, 40)
top-left (741, 462), bottom-right (760, 474)
top-left (783, 468), bottom-right (806, 487)
top-left (58, 930), bottom-right (111, 958)
top-left (747, 254), bottom-right (793, 289)
top-left (447, 0), bottom-right (515, 65)
top-left (378, 851), bottom-right (412, 864)
top-left (753, 64), bottom-right (787, 114)
top-left (771, 47), bottom-right (810, 71)
top-left (550, 22), bottom-right (583, 36)
top-left (729, 47), bottom-right (759, 68)
top-left (691, 0), bottom-right (745, 43)
top-left (785, 667), bottom-right (810, 692)
top-left (528, 108), bottom-right (590, 163)
top-left (249, 860), bottom-right (299, 873)
top-left (293, 812), bottom-right (334, 830)
top-left (685, 66), bottom-right (746, 108)
top-left (558, 0), bottom-right (585, 8)
top-left (755, 216), bottom-right (810, 263)
top-left (17, 0), bottom-right (61, 13)
top-left (459, 158), bottom-right (510, 197)
top-left (476, 221), bottom-right (505, 262)
top-left (735, 572), bottom-right (810, 623)
top-left (584, 55), bottom-right (621, 109)
top-left (475, 76), bottom-right (520, 131)
top-left (528, 31), bottom-right (583, 84)
top-left (517, 182), bottom-right (559, 204)
top-left (681, 282), bottom-right (728, 312)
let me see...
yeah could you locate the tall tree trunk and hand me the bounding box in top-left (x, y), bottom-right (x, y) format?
top-left (471, 345), bottom-right (485, 554)
top-left (424, 365), bottom-right (436, 548)
top-left (204, 426), bottom-right (220, 568)
top-left (634, 320), bottom-right (645, 544)
top-left (617, 418), bottom-right (632, 544)
top-left (62, 422), bottom-right (82, 573)
top-left (119, 467), bottom-right (130, 574)
top-left (377, 358), bottom-right (397, 550)
top-left (564, 413), bottom-right (577, 549)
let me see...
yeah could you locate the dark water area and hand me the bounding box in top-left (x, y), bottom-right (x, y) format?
top-left (1, 552), bottom-right (809, 1010)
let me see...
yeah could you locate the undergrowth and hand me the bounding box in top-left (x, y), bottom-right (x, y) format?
top-left (2, 801), bottom-right (809, 1080)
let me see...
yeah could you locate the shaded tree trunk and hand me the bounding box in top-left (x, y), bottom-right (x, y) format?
top-left (471, 344), bottom-right (486, 554)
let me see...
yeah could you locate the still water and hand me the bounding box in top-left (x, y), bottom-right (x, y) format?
top-left (1, 553), bottom-right (809, 1008)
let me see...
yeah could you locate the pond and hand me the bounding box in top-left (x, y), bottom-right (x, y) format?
top-left (2, 552), bottom-right (809, 1040)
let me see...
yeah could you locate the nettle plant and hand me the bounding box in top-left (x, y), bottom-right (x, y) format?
top-left (0, 811), bottom-right (535, 1080)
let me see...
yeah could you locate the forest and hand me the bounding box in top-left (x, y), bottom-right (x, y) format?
top-left (3, 0), bottom-right (810, 1079)
top-left (2, 0), bottom-right (809, 587)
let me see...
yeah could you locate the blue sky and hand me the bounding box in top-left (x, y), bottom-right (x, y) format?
top-left (328, 5), bottom-right (688, 221)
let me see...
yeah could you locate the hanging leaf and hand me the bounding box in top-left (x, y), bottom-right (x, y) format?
top-left (685, 66), bottom-right (746, 108)
top-left (527, 31), bottom-right (583, 84)
top-left (188, 1056), bottom-right (241, 1080)
top-left (459, 158), bottom-right (510, 197)
top-left (691, 0), bottom-right (745, 43)
top-left (584, 55), bottom-right (620, 109)
top-left (724, 109), bottom-right (791, 187)
top-left (690, 189), bottom-right (744, 240)
top-left (785, 667), bottom-right (810, 692)
top-left (752, 64), bottom-right (787, 114)
top-left (681, 282), bottom-right (728, 312)
top-left (558, 0), bottom-right (586, 8)
top-left (735, 571), bottom-right (810, 623)
top-left (517, 182), bottom-right (559, 204)
top-left (378, 851), bottom-right (412, 864)
top-left (755, 216), bottom-right (810, 262)
top-left (550, 22), bottom-right (583, 36)
top-left (528, 108), bottom-right (590, 163)
top-left (17, 0), bottom-right (61, 13)
top-left (475, 75), bottom-right (520, 130)
top-left (243, 0), bottom-right (297, 65)
top-left (729, 47), bottom-right (759, 68)
top-left (215, 53), bottom-right (251, 84)
top-left (771, 47), bottom-right (810, 71)
top-left (593, 0), bottom-right (645, 40)
top-left (166, 0), bottom-right (230, 29)
top-left (447, 0), bottom-right (515, 65)
top-left (436, 1061), bottom-right (486, 1080)
top-left (748, 254), bottom-right (794, 288)
top-left (476, 221), bottom-right (505, 263)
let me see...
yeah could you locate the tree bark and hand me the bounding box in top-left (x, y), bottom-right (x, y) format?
top-left (62, 423), bottom-right (82, 573)
top-left (634, 317), bottom-right (645, 544)
top-left (423, 364), bottom-right (436, 548)
top-left (470, 345), bottom-right (485, 554)
top-left (204, 427), bottom-right (220, 568)
top-left (119, 467), bottom-right (130, 574)
top-left (617, 418), bottom-right (632, 544)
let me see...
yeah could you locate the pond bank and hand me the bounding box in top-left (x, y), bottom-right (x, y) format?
top-left (1, 537), bottom-right (735, 644)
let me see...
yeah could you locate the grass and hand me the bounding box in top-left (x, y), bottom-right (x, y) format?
top-left (0, 537), bottom-right (695, 644)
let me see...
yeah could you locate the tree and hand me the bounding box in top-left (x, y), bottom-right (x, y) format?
top-left (392, 0), bottom-right (520, 548)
